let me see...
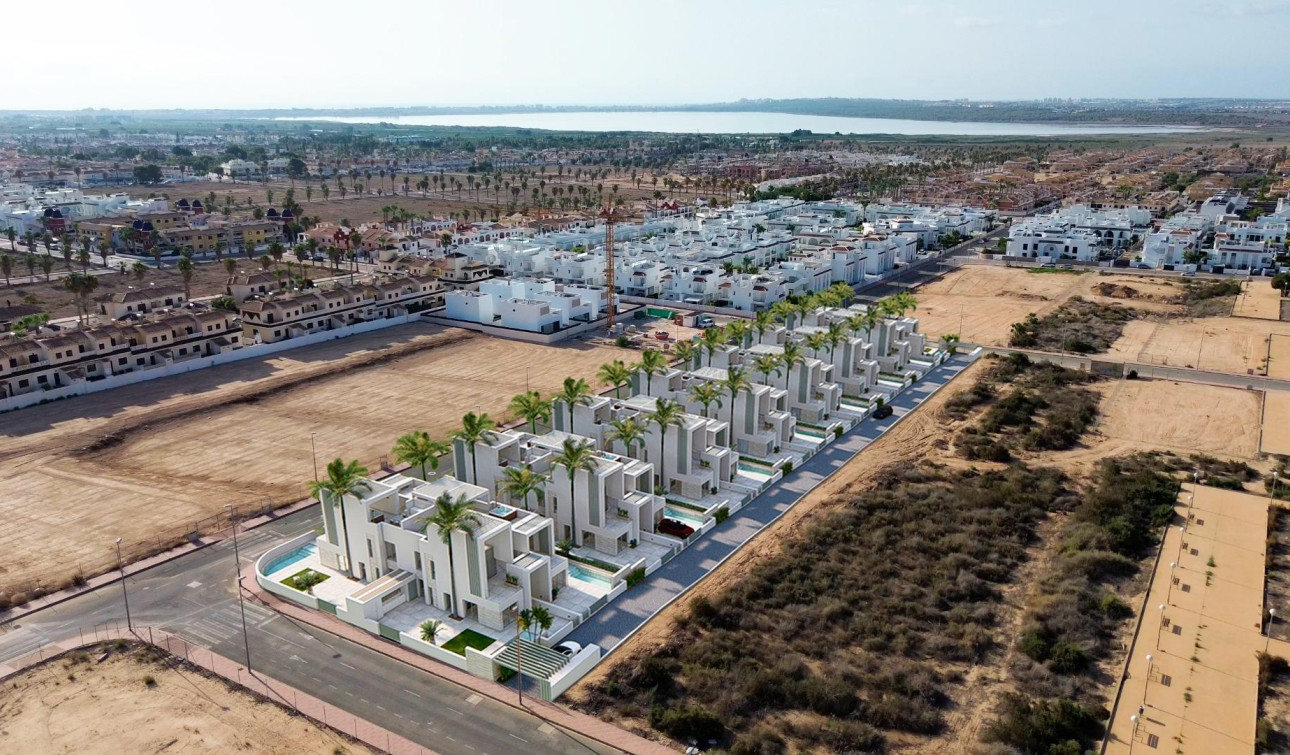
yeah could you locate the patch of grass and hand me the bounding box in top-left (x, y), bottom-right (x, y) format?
top-left (282, 568), bottom-right (329, 592)
top-left (441, 629), bottom-right (496, 656)
top-left (1009, 297), bottom-right (1136, 353)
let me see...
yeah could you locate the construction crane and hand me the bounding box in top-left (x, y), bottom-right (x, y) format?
top-left (598, 204), bottom-right (623, 333)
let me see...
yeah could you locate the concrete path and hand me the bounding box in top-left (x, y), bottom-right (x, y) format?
top-left (564, 352), bottom-right (977, 654)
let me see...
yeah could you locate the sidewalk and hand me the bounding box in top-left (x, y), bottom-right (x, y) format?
top-left (0, 623), bottom-right (436, 755)
top-left (241, 563), bottom-right (670, 755)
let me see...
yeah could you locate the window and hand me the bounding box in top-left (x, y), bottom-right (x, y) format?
top-left (18, 379), bottom-right (29, 388)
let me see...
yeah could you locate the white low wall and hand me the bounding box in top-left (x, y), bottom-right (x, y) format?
top-left (546, 643), bottom-right (602, 700)
top-left (398, 629), bottom-right (470, 671)
top-left (254, 532), bottom-right (321, 609)
top-left (1, 313), bottom-right (424, 414)
top-left (420, 306), bottom-right (637, 345)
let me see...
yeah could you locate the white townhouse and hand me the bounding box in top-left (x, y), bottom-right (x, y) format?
top-left (458, 429), bottom-right (663, 555)
top-left (315, 473), bottom-right (562, 632)
top-left (1006, 223), bottom-right (1103, 261)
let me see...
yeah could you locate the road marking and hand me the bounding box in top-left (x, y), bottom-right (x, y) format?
top-left (538, 723), bottom-right (556, 735)
top-left (445, 706), bottom-right (462, 715)
top-left (339, 662), bottom-right (356, 670)
top-left (186, 581), bottom-right (202, 588)
top-left (465, 693), bottom-right (482, 705)
top-left (393, 712), bottom-right (404, 719)
top-left (509, 734), bottom-right (529, 743)
top-left (405, 690), bottom-right (422, 698)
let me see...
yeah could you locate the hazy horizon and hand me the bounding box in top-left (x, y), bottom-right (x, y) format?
top-left (8, 0), bottom-right (1290, 110)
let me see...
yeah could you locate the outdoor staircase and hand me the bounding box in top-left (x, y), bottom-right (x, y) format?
top-left (493, 637), bottom-right (570, 679)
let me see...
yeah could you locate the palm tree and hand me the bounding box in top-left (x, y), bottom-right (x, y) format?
top-left (722, 367), bottom-right (752, 429)
top-left (780, 341), bottom-right (807, 391)
top-left (597, 360), bottom-right (633, 399)
top-left (419, 619), bottom-right (444, 644)
top-left (551, 438), bottom-right (597, 545)
top-left (939, 333), bottom-right (960, 355)
top-left (605, 417), bottom-right (647, 459)
top-left (500, 465), bottom-right (548, 512)
top-left (131, 260), bottom-right (147, 282)
top-left (0, 254), bottom-right (10, 286)
top-left (310, 458), bottom-right (369, 576)
top-left (829, 282), bottom-right (856, 307)
top-left (725, 320), bottom-right (752, 349)
top-left (62, 272), bottom-right (99, 326)
top-left (770, 299), bottom-right (798, 330)
top-left (508, 390), bottom-right (551, 433)
top-left (689, 381), bottom-right (724, 419)
top-left (425, 492), bottom-right (480, 619)
top-left (555, 376), bottom-right (593, 429)
top-left (805, 331), bottom-right (830, 360)
top-left (452, 412), bottom-right (497, 485)
top-left (647, 399), bottom-right (685, 494)
top-left (637, 349), bottom-right (668, 396)
top-left (700, 326), bottom-right (726, 366)
top-left (520, 605), bottom-right (553, 642)
top-left (753, 353), bottom-right (782, 387)
top-left (392, 431), bottom-right (450, 480)
top-left (673, 340), bottom-right (698, 371)
top-left (177, 255), bottom-right (195, 300)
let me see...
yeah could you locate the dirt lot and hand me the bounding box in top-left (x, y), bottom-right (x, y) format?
top-left (1106, 316), bottom-right (1290, 374)
top-left (0, 648), bottom-right (371, 754)
top-left (0, 323), bottom-right (634, 596)
top-left (1232, 278), bottom-right (1284, 320)
top-left (1270, 334), bottom-right (1290, 380)
top-left (915, 266), bottom-right (1190, 347)
top-left (1263, 391), bottom-right (1290, 457)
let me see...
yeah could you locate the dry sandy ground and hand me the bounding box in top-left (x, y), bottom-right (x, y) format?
top-left (915, 266), bottom-right (1188, 347)
top-left (0, 322), bottom-right (634, 595)
top-left (1232, 279), bottom-right (1285, 320)
top-left (1263, 391), bottom-right (1290, 457)
top-left (0, 649), bottom-right (371, 754)
top-left (1106, 317), bottom-right (1290, 374)
top-left (569, 360), bottom-right (1274, 751)
top-left (1270, 334), bottom-right (1290, 380)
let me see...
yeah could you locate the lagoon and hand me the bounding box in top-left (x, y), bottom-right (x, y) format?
top-left (278, 110), bottom-right (1197, 136)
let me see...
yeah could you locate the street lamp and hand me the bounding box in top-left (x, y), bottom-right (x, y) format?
top-left (1142, 653), bottom-right (1154, 711)
top-left (1268, 608), bottom-right (1277, 654)
top-left (310, 432), bottom-right (319, 482)
top-left (227, 504), bottom-right (252, 672)
top-left (115, 538), bottom-right (132, 630)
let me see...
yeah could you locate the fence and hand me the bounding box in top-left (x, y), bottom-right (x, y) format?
top-left (0, 624), bottom-right (436, 755)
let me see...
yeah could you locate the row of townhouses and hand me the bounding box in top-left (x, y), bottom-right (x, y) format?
top-left (259, 300), bottom-right (948, 697)
top-left (1141, 191), bottom-right (1288, 270)
top-left (0, 275), bottom-right (445, 402)
top-left (1006, 203), bottom-right (1153, 261)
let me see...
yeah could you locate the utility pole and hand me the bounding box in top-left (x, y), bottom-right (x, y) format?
top-left (515, 616), bottom-right (524, 707)
top-left (227, 505), bottom-right (252, 673)
top-left (115, 538), bottom-right (132, 630)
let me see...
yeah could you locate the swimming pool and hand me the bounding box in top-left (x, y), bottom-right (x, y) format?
top-left (264, 543), bottom-right (317, 575)
top-left (568, 563), bottom-right (614, 587)
top-left (664, 505), bottom-right (706, 527)
top-left (795, 426), bottom-right (827, 441)
top-left (737, 461), bottom-right (774, 478)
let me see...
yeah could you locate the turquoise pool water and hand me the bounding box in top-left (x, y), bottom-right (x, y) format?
top-left (265, 543), bottom-right (317, 575)
top-left (737, 461), bottom-right (774, 477)
top-left (568, 563), bottom-right (614, 586)
top-left (795, 426), bottom-right (827, 440)
top-left (664, 506), bottom-right (706, 527)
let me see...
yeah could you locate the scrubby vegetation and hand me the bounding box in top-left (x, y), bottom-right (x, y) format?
top-left (1183, 279), bottom-right (1242, 316)
top-left (984, 455), bottom-right (1181, 754)
top-left (579, 462), bottom-right (1078, 752)
top-left (1009, 297), bottom-right (1136, 354)
top-left (949, 354), bottom-right (1100, 460)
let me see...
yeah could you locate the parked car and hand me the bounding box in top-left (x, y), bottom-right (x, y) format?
top-left (554, 641), bottom-right (582, 656)
top-left (658, 518), bottom-right (695, 539)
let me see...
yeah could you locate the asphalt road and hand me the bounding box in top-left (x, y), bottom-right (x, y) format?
top-left (564, 352), bottom-right (977, 653)
top-left (0, 509), bottom-right (613, 755)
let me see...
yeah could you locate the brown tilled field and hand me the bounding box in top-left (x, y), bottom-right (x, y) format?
top-left (0, 322), bottom-right (634, 596)
top-left (0, 647), bottom-right (374, 754)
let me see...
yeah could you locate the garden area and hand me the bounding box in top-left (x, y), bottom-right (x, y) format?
top-left (441, 629), bottom-right (496, 656)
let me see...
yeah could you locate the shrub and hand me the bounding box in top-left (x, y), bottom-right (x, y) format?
top-left (1099, 594), bottom-right (1134, 620)
top-left (615, 334), bottom-right (631, 348)
top-left (142, 674), bottom-right (157, 687)
top-left (834, 426), bottom-right (844, 438)
top-left (1018, 630), bottom-right (1051, 662)
top-left (649, 702), bottom-right (725, 743)
top-left (0, 594), bottom-right (9, 611)
top-left (1048, 642), bottom-right (1088, 674)
top-left (714, 507), bottom-right (730, 524)
top-left (782, 460), bottom-right (793, 474)
top-left (730, 726), bottom-right (786, 755)
top-left (1127, 369), bottom-right (1139, 379)
top-left (982, 693), bottom-right (1103, 754)
top-left (625, 567), bottom-right (647, 588)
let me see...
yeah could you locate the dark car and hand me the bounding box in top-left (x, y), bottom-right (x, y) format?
top-left (658, 518), bottom-right (695, 539)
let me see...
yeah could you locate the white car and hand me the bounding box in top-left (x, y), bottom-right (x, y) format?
top-left (554, 641), bottom-right (582, 656)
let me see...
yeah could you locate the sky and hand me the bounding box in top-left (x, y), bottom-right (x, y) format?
top-left (7, 0), bottom-right (1290, 110)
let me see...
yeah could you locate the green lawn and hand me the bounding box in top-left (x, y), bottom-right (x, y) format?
top-left (441, 629), bottom-right (496, 656)
top-left (281, 568), bottom-right (329, 591)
